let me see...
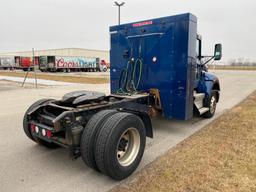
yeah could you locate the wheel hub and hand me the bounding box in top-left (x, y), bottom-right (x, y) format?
top-left (118, 138), bottom-right (128, 152)
top-left (117, 128), bottom-right (140, 167)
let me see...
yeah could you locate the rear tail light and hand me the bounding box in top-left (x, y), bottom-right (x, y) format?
top-left (35, 126), bottom-right (39, 133)
top-left (42, 129), bottom-right (46, 136)
top-left (46, 130), bottom-right (52, 138)
top-left (30, 124), bottom-right (36, 132)
top-left (31, 124), bottom-right (52, 138)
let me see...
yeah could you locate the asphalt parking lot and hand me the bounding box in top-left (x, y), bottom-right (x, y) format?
top-left (1, 70), bottom-right (256, 192)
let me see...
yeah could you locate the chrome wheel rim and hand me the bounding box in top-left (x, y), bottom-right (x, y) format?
top-left (116, 128), bottom-right (140, 167)
top-left (210, 96), bottom-right (216, 114)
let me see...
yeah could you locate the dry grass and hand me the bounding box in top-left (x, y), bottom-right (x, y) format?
top-left (0, 71), bottom-right (109, 84)
top-left (111, 91), bottom-right (256, 192)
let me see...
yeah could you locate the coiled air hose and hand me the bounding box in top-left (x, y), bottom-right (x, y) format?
top-left (117, 58), bottom-right (143, 95)
top-left (131, 58), bottom-right (143, 91)
top-left (117, 60), bottom-right (131, 94)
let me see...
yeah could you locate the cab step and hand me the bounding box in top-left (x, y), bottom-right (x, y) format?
top-left (194, 92), bottom-right (209, 115)
top-left (194, 92), bottom-right (205, 109)
top-left (199, 107), bottom-right (209, 115)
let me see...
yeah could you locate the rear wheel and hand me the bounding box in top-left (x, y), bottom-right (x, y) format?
top-left (23, 99), bottom-right (59, 148)
top-left (94, 112), bottom-right (146, 180)
top-left (80, 110), bottom-right (118, 171)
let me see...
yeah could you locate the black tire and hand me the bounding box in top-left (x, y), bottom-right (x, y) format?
top-left (202, 91), bottom-right (218, 118)
top-left (95, 112), bottom-right (146, 180)
top-left (80, 110), bottom-right (118, 171)
top-left (23, 98), bottom-right (59, 148)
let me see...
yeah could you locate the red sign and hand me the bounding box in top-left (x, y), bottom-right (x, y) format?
top-left (56, 58), bottom-right (78, 68)
top-left (132, 20), bottom-right (153, 27)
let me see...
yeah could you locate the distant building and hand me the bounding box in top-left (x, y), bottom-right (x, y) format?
top-left (0, 48), bottom-right (110, 63)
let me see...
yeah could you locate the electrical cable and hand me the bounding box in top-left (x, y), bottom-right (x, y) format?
top-left (116, 38), bottom-right (143, 95)
top-left (117, 58), bottom-right (143, 95)
top-left (131, 58), bottom-right (143, 91)
top-left (116, 60), bottom-right (131, 94)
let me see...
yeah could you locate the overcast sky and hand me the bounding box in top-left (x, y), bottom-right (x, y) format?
top-left (0, 0), bottom-right (255, 62)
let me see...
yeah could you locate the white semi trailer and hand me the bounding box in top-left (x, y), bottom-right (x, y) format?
top-left (0, 57), bottom-right (17, 70)
top-left (39, 56), bottom-right (107, 72)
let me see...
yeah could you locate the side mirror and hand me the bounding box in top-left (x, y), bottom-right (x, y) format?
top-left (214, 44), bottom-right (222, 60)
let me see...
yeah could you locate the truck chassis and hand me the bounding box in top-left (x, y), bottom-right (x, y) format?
top-left (24, 91), bottom-right (155, 180)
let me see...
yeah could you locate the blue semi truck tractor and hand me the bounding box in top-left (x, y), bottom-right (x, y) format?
top-left (23, 13), bottom-right (222, 180)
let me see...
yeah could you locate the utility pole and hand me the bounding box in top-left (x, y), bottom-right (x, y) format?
top-left (114, 1), bottom-right (125, 25)
top-left (22, 48), bottom-right (37, 88)
top-left (32, 48), bottom-right (38, 88)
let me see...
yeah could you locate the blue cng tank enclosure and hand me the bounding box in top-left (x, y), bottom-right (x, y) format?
top-left (110, 13), bottom-right (197, 120)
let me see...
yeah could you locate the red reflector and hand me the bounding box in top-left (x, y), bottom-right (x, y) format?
top-left (46, 130), bottom-right (52, 138)
top-left (30, 124), bottom-right (36, 132)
